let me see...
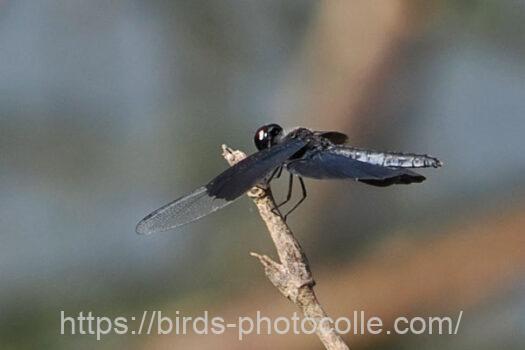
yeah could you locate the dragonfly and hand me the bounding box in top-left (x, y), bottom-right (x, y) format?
top-left (136, 124), bottom-right (442, 235)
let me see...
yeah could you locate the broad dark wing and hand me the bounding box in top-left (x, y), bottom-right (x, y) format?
top-left (314, 131), bottom-right (348, 144)
top-left (286, 150), bottom-right (425, 187)
top-left (136, 139), bottom-right (306, 234)
top-left (205, 138), bottom-right (306, 200)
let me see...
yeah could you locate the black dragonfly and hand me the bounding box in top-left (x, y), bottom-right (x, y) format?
top-left (136, 124), bottom-right (442, 235)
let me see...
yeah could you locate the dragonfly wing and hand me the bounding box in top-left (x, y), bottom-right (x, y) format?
top-left (136, 138), bottom-right (306, 234)
top-left (205, 138), bottom-right (306, 200)
top-left (136, 186), bottom-right (228, 235)
top-left (286, 150), bottom-right (425, 187)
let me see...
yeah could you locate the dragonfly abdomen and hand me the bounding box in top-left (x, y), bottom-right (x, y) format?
top-left (332, 147), bottom-right (442, 169)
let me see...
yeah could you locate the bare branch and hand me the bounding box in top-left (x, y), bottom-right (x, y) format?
top-left (222, 145), bottom-right (349, 350)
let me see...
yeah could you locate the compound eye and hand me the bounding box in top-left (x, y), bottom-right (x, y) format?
top-left (254, 126), bottom-right (270, 150)
top-left (254, 124), bottom-right (283, 151)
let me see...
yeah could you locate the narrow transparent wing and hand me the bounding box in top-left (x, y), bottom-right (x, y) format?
top-left (287, 150), bottom-right (426, 187)
top-left (136, 138), bottom-right (306, 234)
top-left (136, 186), bottom-right (230, 235)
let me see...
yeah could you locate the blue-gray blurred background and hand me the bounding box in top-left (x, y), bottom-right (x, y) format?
top-left (1, 1), bottom-right (524, 349)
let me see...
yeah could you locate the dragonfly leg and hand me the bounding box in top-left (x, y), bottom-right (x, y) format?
top-left (283, 177), bottom-right (307, 220)
top-left (259, 166), bottom-right (282, 192)
top-left (276, 166), bottom-right (284, 179)
top-left (271, 172), bottom-right (294, 216)
top-left (266, 166), bottom-right (281, 184)
top-left (276, 173), bottom-right (294, 208)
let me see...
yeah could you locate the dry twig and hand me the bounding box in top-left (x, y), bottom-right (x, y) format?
top-left (222, 145), bottom-right (349, 350)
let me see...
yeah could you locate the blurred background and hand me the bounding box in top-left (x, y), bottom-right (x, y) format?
top-left (1, 0), bottom-right (525, 349)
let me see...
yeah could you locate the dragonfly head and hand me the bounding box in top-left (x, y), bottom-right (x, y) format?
top-left (254, 124), bottom-right (283, 150)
